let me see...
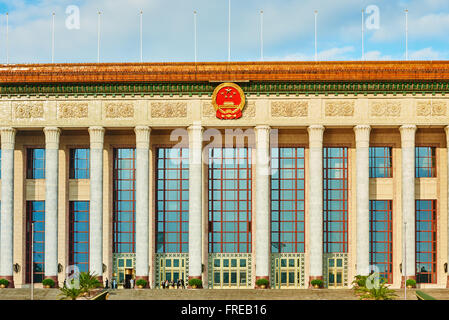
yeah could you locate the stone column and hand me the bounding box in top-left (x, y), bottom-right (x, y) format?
top-left (43, 127), bottom-right (60, 284)
top-left (88, 127), bottom-right (105, 282)
top-left (308, 125), bottom-right (325, 286)
top-left (400, 125), bottom-right (417, 286)
top-left (445, 126), bottom-right (449, 287)
top-left (187, 124), bottom-right (203, 286)
top-left (354, 125), bottom-right (371, 276)
top-left (0, 128), bottom-right (16, 288)
top-left (135, 126), bottom-right (151, 287)
top-left (255, 125), bottom-right (271, 287)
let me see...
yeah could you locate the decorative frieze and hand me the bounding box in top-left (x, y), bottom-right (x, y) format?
top-left (325, 101), bottom-right (354, 117)
top-left (271, 101), bottom-right (308, 117)
top-left (202, 101), bottom-right (255, 118)
top-left (104, 102), bottom-right (134, 119)
top-left (370, 101), bottom-right (401, 117)
top-left (57, 102), bottom-right (89, 119)
top-left (416, 100), bottom-right (447, 116)
top-left (151, 102), bottom-right (187, 118)
top-left (13, 102), bottom-right (44, 119)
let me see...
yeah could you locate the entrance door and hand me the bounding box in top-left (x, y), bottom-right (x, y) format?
top-left (327, 257), bottom-right (344, 288)
top-left (211, 256), bottom-right (249, 289)
top-left (273, 257), bottom-right (302, 289)
top-left (116, 257), bottom-right (135, 288)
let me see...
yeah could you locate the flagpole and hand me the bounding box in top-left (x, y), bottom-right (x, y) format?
top-left (194, 10), bottom-right (197, 63)
top-left (260, 10), bottom-right (264, 61)
top-left (314, 10), bottom-right (318, 62)
top-left (405, 9), bottom-right (408, 61)
top-left (6, 12), bottom-right (9, 64)
top-left (361, 9), bottom-right (364, 61)
top-left (51, 12), bottom-right (55, 63)
top-left (97, 11), bottom-right (101, 63)
top-left (140, 10), bottom-right (143, 63)
top-left (228, 0), bottom-right (231, 62)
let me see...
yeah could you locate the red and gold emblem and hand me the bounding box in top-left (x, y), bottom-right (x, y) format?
top-left (212, 82), bottom-right (246, 120)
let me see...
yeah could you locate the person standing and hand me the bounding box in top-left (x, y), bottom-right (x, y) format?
top-left (105, 278), bottom-right (109, 289)
top-left (130, 278), bottom-right (135, 289)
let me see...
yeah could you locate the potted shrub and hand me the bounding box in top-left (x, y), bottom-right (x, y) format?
top-left (42, 278), bottom-right (55, 288)
top-left (311, 279), bottom-right (323, 289)
top-left (136, 279), bottom-right (147, 289)
top-left (406, 279), bottom-right (416, 289)
top-left (0, 279), bottom-right (9, 288)
top-left (188, 278), bottom-right (202, 289)
top-left (256, 278), bottom-right (269, 289)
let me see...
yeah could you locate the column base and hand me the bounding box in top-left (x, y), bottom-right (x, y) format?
top-left (309, 276), bottom-right (324, 289)
top-left (188, 276), bottom-right (203, 289)
top-left (135, 276), bottom-right (149, 288)
top-left (255, 276), bottom-right (270, 289)
top-left (0, 275), bottom-right (14, 288)
top-left (44, 276), bottom-right (59, 288)
top-left (401, 275), bottom-right (416, 288)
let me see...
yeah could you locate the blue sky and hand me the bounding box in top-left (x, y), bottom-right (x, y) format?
top-left (0, 0), bottom-right (448, 64)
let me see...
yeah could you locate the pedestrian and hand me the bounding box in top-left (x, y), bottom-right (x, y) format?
top-left (130, 278), bottom-right (135, 289)
top-left (105, 278), bottom-right (109, 289)
top-left (112, 278), bottom-right (117, 290)
top-left (181, 279), bottom-right (185, 289)
top-left (165, 280), bottom-right (169, 289)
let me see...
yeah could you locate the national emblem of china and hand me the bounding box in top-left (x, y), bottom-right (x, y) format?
top-left (212, 82), bottom-right (246, 120)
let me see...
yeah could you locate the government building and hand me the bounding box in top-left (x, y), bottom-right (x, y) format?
top-left (0, 61), bottom-right (448, 290)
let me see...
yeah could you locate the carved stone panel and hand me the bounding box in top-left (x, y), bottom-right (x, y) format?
top-left (416, 101), bottom-right (447, 117)
top-left (13, 102), bottom-right (44, 119)
top-left (271, 101), bottom-right (308, 117)
top-left (57, 102), bottom-right (89, 119)
top-left (151, 102), bottom-right (187, 118)
top-left (104, 102), bottom-right (134, 119)
top-left (370, 101), bottom-right (401, 117)
top-left (325, 101), bottom-right (354, 117)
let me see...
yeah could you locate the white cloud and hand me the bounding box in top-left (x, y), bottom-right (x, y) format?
top-left (409, 47), bottom-right (443, 60)
top-left (364, 50), bottom-right (392, 60)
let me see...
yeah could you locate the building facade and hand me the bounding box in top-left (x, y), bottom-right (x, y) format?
top-left (0, 61), bottom-right (448, 289)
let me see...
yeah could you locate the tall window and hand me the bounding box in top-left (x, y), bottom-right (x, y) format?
top-left (271, 147), bottom-right (305, 253)
top-left (208, 148), bottom-right (252, 253)
top-left (369, 147), bottom-right (392, 178)
top-left (416, 200), bottom-right (437, 284)
top-left (26, 201), bottom-right (45, 283)
top-left (323, 147), bottom-right (348, 253)
top-left (69, 148), bottom-right (90, 179)
top-left (156, 148), bottom-right (189, 253)
top-left (69, 201), bottom-right (89, 273)
top-left (416, 147), bottom-right (436, 178)
top-left (369, 200), bottom-right (393, 283)
top-left (27, 148), bottom-right (45, 179)
top-left (113, 148), bottom-right (136, 254)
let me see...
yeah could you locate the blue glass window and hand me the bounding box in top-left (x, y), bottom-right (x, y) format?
top-left (271, 147), bottom-right (305, 253)
top-left (416, 147), bottom-right (436, 178)
top-left (26, 201), bottom-right (45, 283)
top-left (69, 201), bottom-right (89, 273)
top-left (323, 147), bottom-right (348, 253)
top-left (369, 147), bottom-right (392, 178)
top-left (27, 148), bottom-right (45, 179)
top-left (369, 200), bottom-right (393, 283)
top-left (416, 200), bottom-right (437, 284)
top-left (70, 149), bottom-right (90, 179)
top-left (156, 148), bottom-right (189, 253)
top-left (208, 148), bottom-right (252, 253)
top-left (113, 148), bottom-right (136, 254)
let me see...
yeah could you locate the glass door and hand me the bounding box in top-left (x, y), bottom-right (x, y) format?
top-left (212, 256), bottom-right (249, 289)
top-left (273, 257), bottom-right (302, 289)
top-left (327, 258), bottom-right (344, 288)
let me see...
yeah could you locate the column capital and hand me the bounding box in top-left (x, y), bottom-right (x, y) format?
top-left (134, 126), bottom-right (151, 149)
top-left (354, 125), bottom-right (371, 148)
top-left (89, 126), bottom-right (105, 149)
top-left (308, 125), bottom-right (325, 147)
top-left (43, 127), bottom-right (60, 149)
top-left (399, 124), bottom-right (417, 147)
top-left (187, 124), bottom-right (204, 133)
top-left (254, 125), bottom-right (271, 132)
top-left (0, 127), bottom-right (16, 150)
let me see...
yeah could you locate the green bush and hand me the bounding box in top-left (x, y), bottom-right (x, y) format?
top-left (42, 278), bottom-right (55, 287)
top-left (79, 272), bottom-right (102, 293)
top-left (406, 279), bottom-right (416, 288)
top-left (188, 278), bottom-right (202, 288)
top-left (352, 275), bottom-right (397, 300)
top-left (310, 279), bottom-right (324, 288)
top-left (0, 279), bottom-right (10, 287)
top-left (136, 279), bottom-right (148, 288)
top-left (256, 278), bottom-right (269, 287)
